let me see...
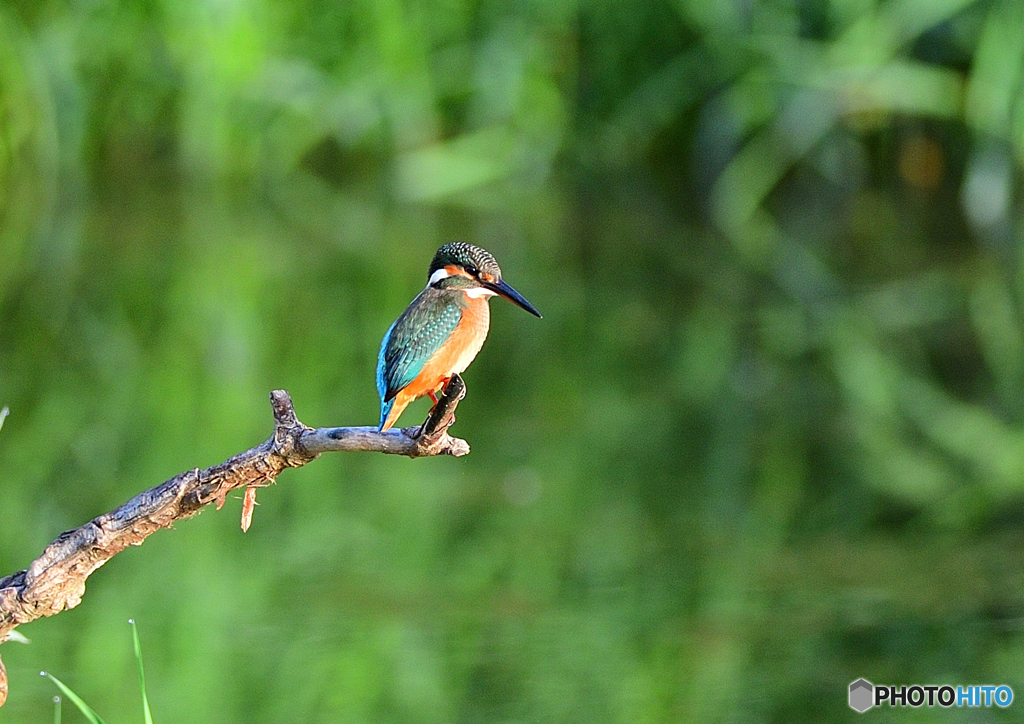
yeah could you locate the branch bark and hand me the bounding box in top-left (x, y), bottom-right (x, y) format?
top-left (0, 376), bottom-right (468, 707)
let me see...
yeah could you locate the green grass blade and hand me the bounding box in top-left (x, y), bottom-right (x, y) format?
top-left (0, 406), bottom-right (8, 433)
top-left (53, 695), bottom-right (61, 724)
top-left (129, 619), bottom-right (154, 724)
top-left (41, 672), bottom-right (108, 724)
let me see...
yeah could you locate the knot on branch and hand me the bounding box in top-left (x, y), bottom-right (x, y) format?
top-left (269, 390), bottom-right (318, 467)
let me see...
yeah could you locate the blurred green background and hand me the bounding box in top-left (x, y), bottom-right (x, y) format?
top-left (2, 0), bottom-right (1024, 721)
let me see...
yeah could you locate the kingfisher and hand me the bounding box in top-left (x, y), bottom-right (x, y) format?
top-left (376, 242), bottom-right (542, 431)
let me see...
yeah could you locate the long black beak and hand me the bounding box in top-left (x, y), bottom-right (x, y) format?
top-left (483, 278), bottom-right (542, 318)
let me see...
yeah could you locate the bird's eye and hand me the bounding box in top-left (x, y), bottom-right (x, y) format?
top-left (465, 265), bottom-right (479, 277)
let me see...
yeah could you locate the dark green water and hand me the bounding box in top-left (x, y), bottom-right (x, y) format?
top-left (3, 0), bottom-right (1024, 721)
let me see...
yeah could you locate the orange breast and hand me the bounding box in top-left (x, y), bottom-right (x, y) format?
top-left (405, 295), bottom-right (490, 398)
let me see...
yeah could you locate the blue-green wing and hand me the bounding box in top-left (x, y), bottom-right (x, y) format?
top-left (377, 289), bottom-right (464, 404)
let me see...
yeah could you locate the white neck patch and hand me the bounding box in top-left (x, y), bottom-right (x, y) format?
top-left (428, 268), bottom-right (450, 286)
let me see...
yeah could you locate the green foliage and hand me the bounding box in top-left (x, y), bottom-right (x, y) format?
top-left (2, 0), bottom-right (1024, 721)
top-left (130, 620), bottom-right (154, 724)
top-left (42, 673), bottom-right (108, 724)
top-left (42, 620), bottom-right (152, 724)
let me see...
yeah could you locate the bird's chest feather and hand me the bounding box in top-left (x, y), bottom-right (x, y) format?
top-left (448, 296), bottom-right (490, 373)
top-left (420, 295), bottom-right (490, 383)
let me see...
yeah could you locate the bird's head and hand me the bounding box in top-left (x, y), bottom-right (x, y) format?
top-left (428, 242), bottom-right (542, 317)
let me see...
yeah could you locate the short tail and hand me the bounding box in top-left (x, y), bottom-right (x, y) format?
top-left (378, 390), bottom-right (415, 431)
top-left (378, 398), bottom-right (395, 432)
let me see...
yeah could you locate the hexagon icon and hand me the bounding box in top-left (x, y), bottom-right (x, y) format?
top-left (849, 679), bottom-right (874, 713)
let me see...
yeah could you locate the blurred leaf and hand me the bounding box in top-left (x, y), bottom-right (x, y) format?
top-left (395, 127), bottom-right (515, 200)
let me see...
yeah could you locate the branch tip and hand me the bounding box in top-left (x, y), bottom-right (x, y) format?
top-left (418, 373), bottom-right (466, 440)
top-left (269, 390), bottom-right (298, 428)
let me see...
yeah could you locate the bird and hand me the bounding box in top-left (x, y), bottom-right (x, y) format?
top-left (376, 242), bottom-right (542, 432)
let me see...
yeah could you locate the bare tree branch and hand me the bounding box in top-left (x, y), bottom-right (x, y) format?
top-left (0, 376), bottom-right (468, 707)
